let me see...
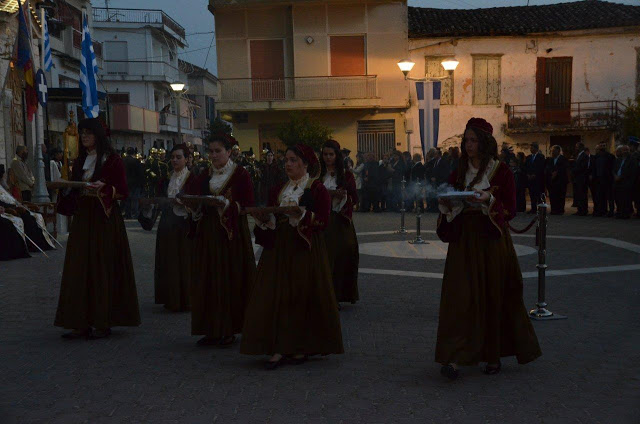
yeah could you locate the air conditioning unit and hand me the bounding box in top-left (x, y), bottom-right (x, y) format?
top-left (404, 117), bottom-right (414, 134)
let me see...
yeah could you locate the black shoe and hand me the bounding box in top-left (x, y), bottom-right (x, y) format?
top-left (440, 364), bottom-right (459, 380)
top-left (483, 361), bottom-right (502, 375)
top-left (264, 357), bottom-right (285, 370)
top-left (288, 355), bottom-right (308, 365)
top-left (217, 335), bottom-right (236, 347)
top-left (61, 328), bottom-right (91, 339)
top-left (90, 328), bottom-right (111, 339)
top-left (197, 336), bottom-right (220, 346)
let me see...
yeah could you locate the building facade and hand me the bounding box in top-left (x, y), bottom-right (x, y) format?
top-left (92, 7), bottom-right (194, 154)
top-left (210, 0), bottom-right (410, 158)
top-left (406, 1), bottom-right (640, 158)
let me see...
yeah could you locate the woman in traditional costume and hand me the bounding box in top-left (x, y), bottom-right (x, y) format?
top-left (319, 140), bottom-right (359, 307)
top-left (185, 134), bottom-right (256, 347)
top-left (139, 144), bottom-right (195, 312)
top-left (435, 118), bottom-right (541, 379)
top-left (55, 118), bottom-right (140, 339)
top-left (241, 144), bottom-right (344, 369)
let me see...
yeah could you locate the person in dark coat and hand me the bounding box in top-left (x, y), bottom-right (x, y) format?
top-left (514, 152), bottom-right (527, 213)
top-left (586, 148), bottom-right (597, 211)
top-left (545, 145), bottom-right (569, 215)
top-left (430, 149), bottom-right (451, 212)
top-left (630, 140), bottom-right (640, 217)
top-left (411, 153), bottom-right (426, 212)
top-left (524, 143), bottom-right (546, 213)
top-left (572, 142), bottom-right (590, 216)
top-left (613, 145), bottom-right (638, 219)
top-left (361, 152), bottom-right (381, 212)
top-left (389, 151), bottom-right (405, 211)
top-left (592, 144), bottom-right (616, 217)
top-left (123, 147), bottom-right (144, 219)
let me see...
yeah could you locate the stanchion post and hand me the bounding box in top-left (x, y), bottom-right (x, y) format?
top-left (530, 193), bottom-right (566, 320)
top-left (396, 176), bottom-right (408, 234)
top-left (409, 181), bottom-right (427, 245)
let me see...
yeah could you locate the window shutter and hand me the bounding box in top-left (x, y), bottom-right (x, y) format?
top-left (473, 58), bottom-right (488, 105)
top-left (487, 58), bottom-right (501, 105)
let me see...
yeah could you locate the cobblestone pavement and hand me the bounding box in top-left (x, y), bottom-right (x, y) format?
top-left (1, 211), bottom-right (639, 423)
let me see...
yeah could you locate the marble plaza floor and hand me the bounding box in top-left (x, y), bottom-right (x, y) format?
top-left (1, 211), bottom-right (639, 423)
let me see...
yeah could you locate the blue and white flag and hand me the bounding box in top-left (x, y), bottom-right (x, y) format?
top-left (43, 14), bottom-right (52, 71)
top-left (416, 81), bottom-right (441, 159)
top-left (79, 10), bottom-right (99, 118)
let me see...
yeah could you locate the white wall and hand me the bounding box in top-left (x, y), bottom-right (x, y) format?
top-left (407, 30), bottom-right (639, 153)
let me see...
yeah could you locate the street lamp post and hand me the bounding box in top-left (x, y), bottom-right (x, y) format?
top-left (32, 0), bottom-right (57, 203)
top-left (170, 82), bottom-right (185, 144)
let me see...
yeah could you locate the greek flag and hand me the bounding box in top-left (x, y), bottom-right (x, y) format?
top-left (79, 10), bottom-right (99, 118)
top-left (416, 81), bottom-right (441, 159)
top-left (43, 15), bottom-right (52, 71)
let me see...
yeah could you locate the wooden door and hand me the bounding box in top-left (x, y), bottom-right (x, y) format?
top-left (537, 57), bottom-right (572, 125)
top-left (250, 40), bottom-right (285, 101)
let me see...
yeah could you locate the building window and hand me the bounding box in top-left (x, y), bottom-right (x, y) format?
top-left (105, 41), bottom-right (129, 75)
top-left (473, 55), bottom-right (501, 105)
top-left (108, 93), bottom-right (130, 104)
top-left (206, 97), bottom-right (216, 124)
top-left (425, 57), bottom-right (453, 105)
top-left (330, 36), bottom-right (366, 76)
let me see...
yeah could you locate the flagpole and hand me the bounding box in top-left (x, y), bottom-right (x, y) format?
top-left (31, 1), bottom-right (50, 202)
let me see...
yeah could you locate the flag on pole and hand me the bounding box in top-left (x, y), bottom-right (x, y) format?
top-left (79, 9), bottom-right (99, 118)
top-left (43, 14), bottom-right (52, 71)
top-left (16, 0), bottom-right (38, 122)
top-left (416, 81), bottom-right (441, 159)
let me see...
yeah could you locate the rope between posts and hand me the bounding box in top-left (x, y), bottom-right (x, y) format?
top-left (507, 216), bottom-right (539, 234)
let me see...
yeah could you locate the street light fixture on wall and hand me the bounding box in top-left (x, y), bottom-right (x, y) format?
top-left (441, 58), bottom-right (459, 76)
top-left (397, 59), bottom-right (416, 79)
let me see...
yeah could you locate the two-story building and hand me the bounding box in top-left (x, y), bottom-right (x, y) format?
top-left (210, 0), bottom-right (410, 158)
top-left (406, 1), bottom-right (640, 158)
top-left (92, 7), bottom-right (194, 154)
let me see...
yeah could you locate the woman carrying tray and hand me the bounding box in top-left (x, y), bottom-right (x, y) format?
top-left (54, 118), bottom-right (140, 339)
top-left (435, 118), bottom-right (541, 379)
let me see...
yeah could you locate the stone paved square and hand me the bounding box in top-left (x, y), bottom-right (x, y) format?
top-left (1, 212), bottom-right (639, 423)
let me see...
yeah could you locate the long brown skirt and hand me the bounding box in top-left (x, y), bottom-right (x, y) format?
top-left (435, 212), bottom-right (541, 366)
top-left (155, 207), bottom-right (193, 312)
top-left (190, 208), bottom-right (255, 338)
top-left (240, 219), bottom-right (344, 356)
top-left (54, 197), bottom-right (140, 329)
top-left (324, 212), bottom-right (359, 303)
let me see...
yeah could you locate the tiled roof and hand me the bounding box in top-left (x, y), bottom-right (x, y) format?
top-left (409, 1), bottom-right (640, 38)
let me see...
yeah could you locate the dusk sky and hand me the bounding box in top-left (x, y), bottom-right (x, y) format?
top-left (92, 0), bottom-right (639, 75)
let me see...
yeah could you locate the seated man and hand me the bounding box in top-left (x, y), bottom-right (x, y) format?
top-left (0, 185), bottom-right (55, 253)
top-left (0, 206), bottom-right (30, 261)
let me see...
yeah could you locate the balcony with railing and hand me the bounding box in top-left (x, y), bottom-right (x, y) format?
top-left (110, 105), bottom-right (160, 134)
top-left (505, 101), bottom-right (627, 134)
top-left (103, 60), bottom-right (180, 82)
top-left (159, 112), bottom-right (194, 135)
top-left (92, 7), bottom-right (186, 44)
top-left (218, 76), bottom-right (379, 110)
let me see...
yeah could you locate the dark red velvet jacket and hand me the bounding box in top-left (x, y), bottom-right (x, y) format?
top-left (185, 165), bottom-right (254, 240)
top-left (323, 170), bottom-right (358, 222)
top-left (255, 178), bottom-right (331, 250)
top-left (57, 153), bottom-right (128, 218)
top-left (437, 161), bottom-right (516, 241)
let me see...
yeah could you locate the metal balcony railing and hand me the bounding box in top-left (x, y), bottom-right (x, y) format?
top-left (104, 60), bottom-right (179, 80)
top-left (92, 7), bottom-right (186, 40)
top-left (506, 100), bottom-right (627, 132)
top-left (220, 76), bottom-right (378, 102)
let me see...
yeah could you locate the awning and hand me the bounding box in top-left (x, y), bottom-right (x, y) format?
top-left (48, 88), bottom-right (107, 102)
